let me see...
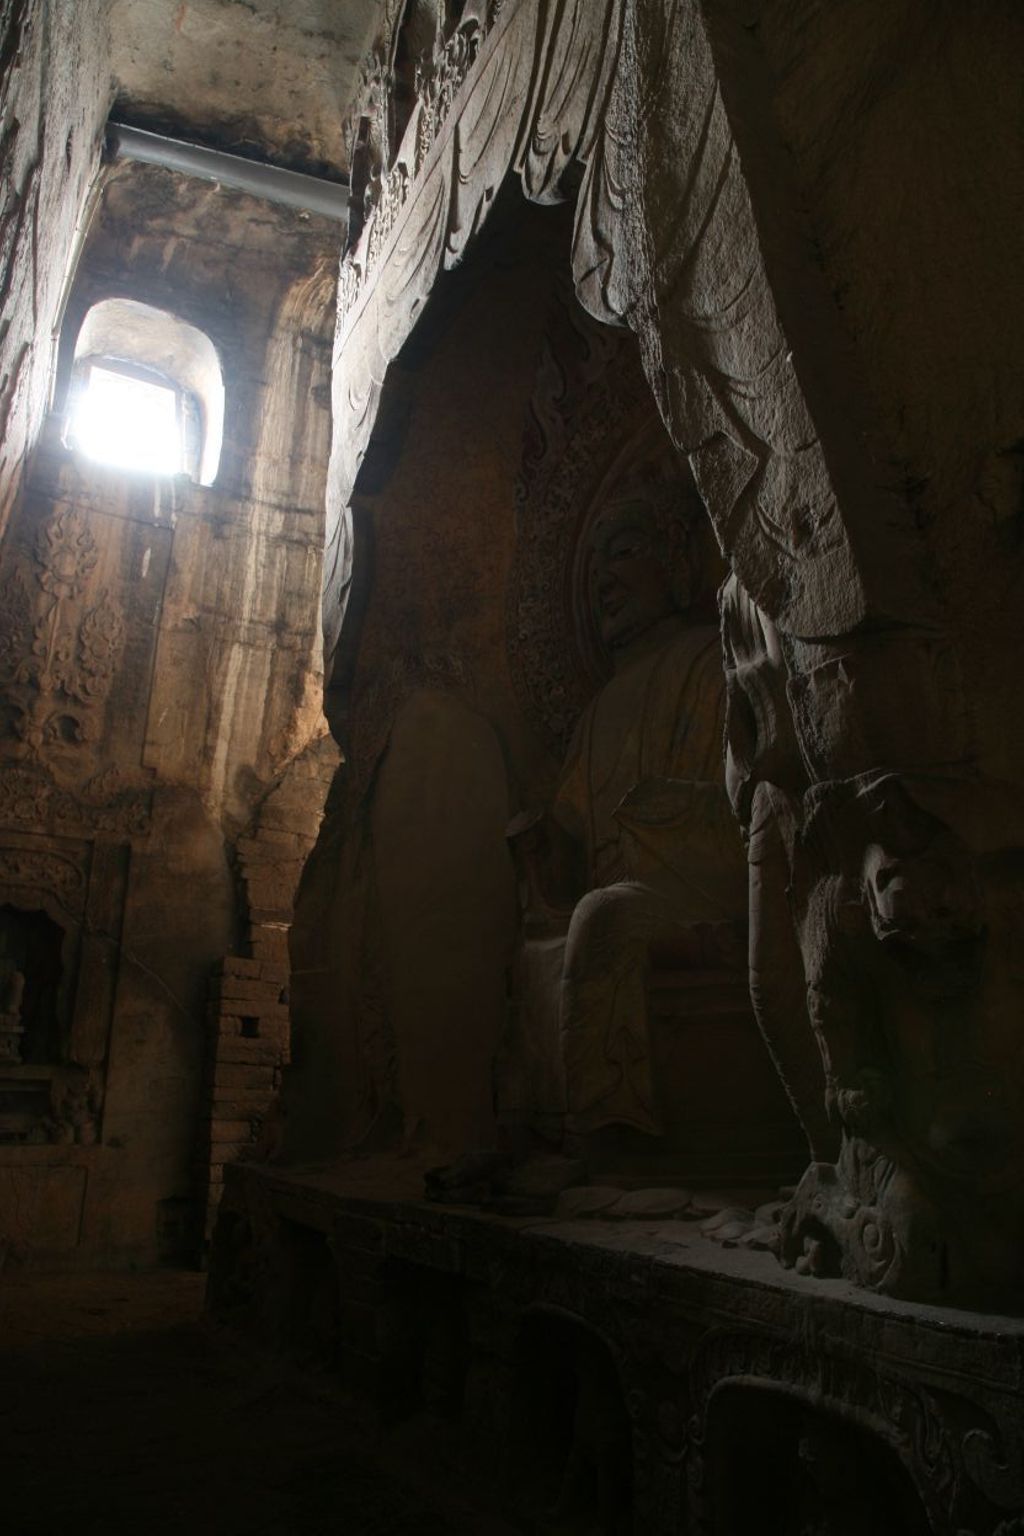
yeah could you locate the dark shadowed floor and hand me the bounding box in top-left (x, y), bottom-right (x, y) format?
top-left (0, 1270), bottom-right (512, 1536)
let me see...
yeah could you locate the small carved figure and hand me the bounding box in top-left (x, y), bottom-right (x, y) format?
top-left (0, 960), bottom-right (25, 1062)
top-left (46, 1072), bottom-right (100, 1146)
top-left (507, 496), bottom-right (746, 1142)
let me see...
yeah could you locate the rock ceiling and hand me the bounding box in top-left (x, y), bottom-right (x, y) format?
top-left (107, 0), bottom-right (388, 177)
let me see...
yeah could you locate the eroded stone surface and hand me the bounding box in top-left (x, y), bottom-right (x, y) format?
top-left (108, 0), bottom-right (381, 177)
top-left (0, 0), bottom-right (110, 538)
top-left (211, 1161), bottom-right (1024, 1536)
top-left (0, 145), bottom-right (338, 1263)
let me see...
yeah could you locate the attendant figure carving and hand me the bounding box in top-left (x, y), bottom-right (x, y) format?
top-left (723, 574), bottom-right (1024, 1308)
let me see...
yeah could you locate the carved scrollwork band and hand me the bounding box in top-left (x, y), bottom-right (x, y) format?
top-left (0, 845), bottom-right (86, 914)
top-left (684, 1327), bottom-right (1020, 1536)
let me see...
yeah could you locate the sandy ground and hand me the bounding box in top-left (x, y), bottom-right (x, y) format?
top-left (0, 1268), bottom-right (513, 1536)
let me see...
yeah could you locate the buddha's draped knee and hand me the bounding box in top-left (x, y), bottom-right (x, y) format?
top-left (562, 881), bottom-right (679, 988)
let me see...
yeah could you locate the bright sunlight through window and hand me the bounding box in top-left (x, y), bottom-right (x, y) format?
top-left (70, 364), bottom-right (183, 476)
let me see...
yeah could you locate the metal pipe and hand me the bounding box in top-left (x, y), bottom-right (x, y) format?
top-left (106, 121), bottom-right (349, 223)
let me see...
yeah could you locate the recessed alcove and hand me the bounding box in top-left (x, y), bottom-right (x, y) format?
top-left (0, 903), bottom-right (64, 1066)
top-left (511, 1313), bottom-right (632, 1534)
top-left (702, 1386), bottom-right (932, 1536)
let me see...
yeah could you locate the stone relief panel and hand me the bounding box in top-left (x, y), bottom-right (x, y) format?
top-left (0, 507), bottom-right (125, 770)
top-left (0, 763), bottom-right (152, 839)
top-left (344, 0), bottom-right (506, 255)
top-left (506, 284), bottom-right (739, 759)
top-left (685, 1324), bottom-right (1024, 1536)
top-left (506, 291), bottom-right (649, 757)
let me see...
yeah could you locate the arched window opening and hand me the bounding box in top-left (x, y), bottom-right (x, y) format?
top-left (66, 298), bottom-right (224, 485)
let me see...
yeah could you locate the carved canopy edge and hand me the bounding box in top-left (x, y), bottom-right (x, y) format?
top-left (323, 0), bottom-right (936, 686)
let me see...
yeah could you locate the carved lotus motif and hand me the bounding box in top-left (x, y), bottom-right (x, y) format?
top-left (74, 600), bottom-right (126, 701)
top-left (35, 509), bottom-right (97, 600)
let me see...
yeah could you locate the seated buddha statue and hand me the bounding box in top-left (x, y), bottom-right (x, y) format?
top-left (505, 495), bottom-right (748, 1145)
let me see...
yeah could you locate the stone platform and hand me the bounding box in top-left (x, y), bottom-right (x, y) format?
top-left (210, 1160), bottom-right (1024, 1535)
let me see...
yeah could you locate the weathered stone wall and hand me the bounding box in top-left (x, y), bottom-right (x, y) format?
top-left (107, 0), bottom-right (381, 179)
top-left (199, 731), bottom-right (339, 1240)
top-left (750, 0), bottom-right (1024, 783)
top-left (0, 161), bottom-right (339, 1264)
top-left (55, 161), bottom-right (339, 827)
top-left (0, 0), bottom-right (111, 538)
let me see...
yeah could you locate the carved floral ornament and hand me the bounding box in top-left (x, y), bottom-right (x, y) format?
top-left (0, 764), bottom-right (151, 839)
top-left (0, 845), bottom-right (86, 915)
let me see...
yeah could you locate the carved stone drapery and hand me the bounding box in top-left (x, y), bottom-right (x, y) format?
top-left (322, 0), bottom-right (1013, 1306)
top-left (325, 0), bottom-right (936, 670)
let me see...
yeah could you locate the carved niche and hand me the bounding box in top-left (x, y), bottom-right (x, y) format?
top-left (0, 834), bottom-right (101, 1146)
top-left (0, 507), bottom-right (125, 771)
top-left (327, 0), bottom-right (1016, 1316)
top-left (685, 1327), bottom-right (1021, 1536)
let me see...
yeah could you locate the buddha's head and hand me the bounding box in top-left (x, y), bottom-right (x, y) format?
top-left (588, 498), bottom-right (695, 654)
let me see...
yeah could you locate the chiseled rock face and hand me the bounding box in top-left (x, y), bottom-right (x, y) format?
top-left (0, 0), bottom-right (111, 540)
top-left (0, 89), bottom-right (341, 1262)
top-left (107, 0), bottom-right (383, 177)
top-left (754, 0), bottom-right (1024, 786)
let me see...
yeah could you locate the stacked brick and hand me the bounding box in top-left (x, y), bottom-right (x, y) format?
top-left (199, 957), bottom-right (291, 1240)
top-left (199, 734), bottom-right (340, 1245)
